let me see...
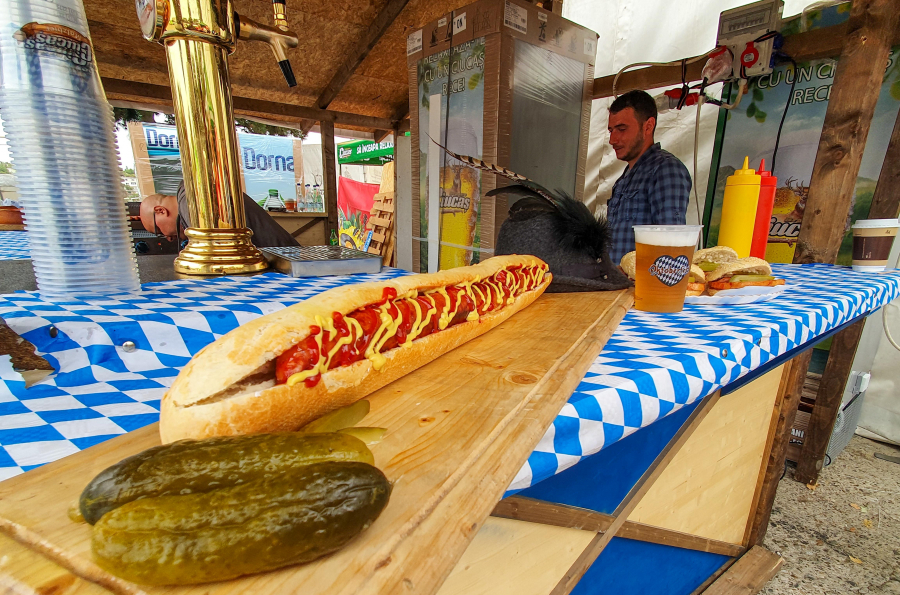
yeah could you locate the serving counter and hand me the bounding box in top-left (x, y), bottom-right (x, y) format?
top-left (0, 261), bottom-right (897, 594)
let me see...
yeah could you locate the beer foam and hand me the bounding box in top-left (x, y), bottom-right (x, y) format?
top-left (633, 225), bottom-right (702, 247)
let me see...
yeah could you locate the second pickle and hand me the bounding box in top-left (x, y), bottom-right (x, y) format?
top-left (79, 432), bottom-right (373, 524)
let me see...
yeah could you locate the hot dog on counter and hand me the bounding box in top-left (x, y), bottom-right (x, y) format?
top-left (160, 255), bottom-right (551, 443)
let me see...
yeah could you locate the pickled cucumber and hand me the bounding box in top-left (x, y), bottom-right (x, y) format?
top-left (728, 274), bottom-right (775, 283)
top-left (91, 461), bottom-right (391, 585)
top-left (300, 400), bottom-right (370, 433)
top-left (79, 432), bottom-right (373, 524)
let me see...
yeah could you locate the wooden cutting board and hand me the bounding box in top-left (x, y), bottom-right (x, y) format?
top-left (0, 289), bottom-right (632, 595)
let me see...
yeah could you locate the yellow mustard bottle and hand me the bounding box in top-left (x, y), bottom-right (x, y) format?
top-left (718, 156), bottom-right (761, 258)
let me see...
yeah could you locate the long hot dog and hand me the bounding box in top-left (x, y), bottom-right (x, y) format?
top-left (160, 255), bottom-right (551, 443)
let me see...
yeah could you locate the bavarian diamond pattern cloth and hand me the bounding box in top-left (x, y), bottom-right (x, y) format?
top-left (0, 231), bottom-right (30, 260)
top-left (0, 264), bottom-right (898, 487)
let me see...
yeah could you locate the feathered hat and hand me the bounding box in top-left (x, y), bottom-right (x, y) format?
top-left (434, 144), bottom-right (631, 293)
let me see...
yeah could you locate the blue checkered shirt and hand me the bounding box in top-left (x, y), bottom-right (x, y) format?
top-left (606, 143), bottom-right (692, 264)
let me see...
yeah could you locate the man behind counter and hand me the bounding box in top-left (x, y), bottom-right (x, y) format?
top-left (139, 182), bottom-right (300, 248)
top-left (606, 90), bottom-right (692, 263)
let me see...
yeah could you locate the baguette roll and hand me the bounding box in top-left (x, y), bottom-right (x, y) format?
top-left (686, 264), bottom-right (706, 297)
top-left (160, 255), bottom-right (551, 443)
top-left (706, 257), bottom-right (784, 295)
top-left (693, 246), bottom-right (738, 266)
top-left (620, 251), bottom-right (636, 280)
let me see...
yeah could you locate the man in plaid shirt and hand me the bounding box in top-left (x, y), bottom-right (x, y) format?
top-left (606, 90), bottom-right (692, 264)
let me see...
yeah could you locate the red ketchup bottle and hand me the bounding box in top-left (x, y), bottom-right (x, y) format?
top-left (750, 159), bottom-right (777, 259)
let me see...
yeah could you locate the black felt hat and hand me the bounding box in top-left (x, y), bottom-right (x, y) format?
top-left (492, 186), bottom-right (632, 293)
top-left (423, 141), bottom-right (630, 292)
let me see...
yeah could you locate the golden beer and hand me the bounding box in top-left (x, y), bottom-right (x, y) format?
top-left (633, 225), bottom-right (702, 313)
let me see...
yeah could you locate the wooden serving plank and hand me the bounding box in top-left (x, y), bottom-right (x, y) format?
top-left (0, 290), bottom-right (632, 595)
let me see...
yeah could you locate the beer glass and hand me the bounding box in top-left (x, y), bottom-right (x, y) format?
top-left (633, 225), bottom-right (702, 313)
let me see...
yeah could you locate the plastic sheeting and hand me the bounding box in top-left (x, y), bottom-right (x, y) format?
top-left (562, 0), bottom-right (812, 222)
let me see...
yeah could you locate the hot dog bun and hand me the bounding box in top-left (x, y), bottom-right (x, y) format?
top-left (160, 255), bottom-right (551, 443)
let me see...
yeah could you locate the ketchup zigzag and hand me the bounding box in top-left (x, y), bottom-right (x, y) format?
top-left (276, 265), bottom-right (547, 388)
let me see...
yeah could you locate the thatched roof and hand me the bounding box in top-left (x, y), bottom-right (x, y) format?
top-left (88, 0), bottom-right (472, 132)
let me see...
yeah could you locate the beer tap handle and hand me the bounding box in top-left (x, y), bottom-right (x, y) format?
top-left (235, 12), bottom-right (299, 87)
top-left (272, 0), bottom-right (288, 31)
top-left (278, 60), bottom-right (297, 88)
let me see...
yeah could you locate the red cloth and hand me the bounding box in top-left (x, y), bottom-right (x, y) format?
top-left (338, 177), bottom-right (380, 222)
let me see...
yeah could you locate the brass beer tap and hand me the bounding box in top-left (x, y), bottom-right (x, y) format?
top-left (134, 0), bottom-right (299, 275)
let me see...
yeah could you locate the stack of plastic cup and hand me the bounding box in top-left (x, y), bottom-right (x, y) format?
top-left (0, 0), bottom-right (139, 299)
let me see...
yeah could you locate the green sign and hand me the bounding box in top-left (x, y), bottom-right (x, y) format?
top-left (337, 139), bottom-right (394, 165)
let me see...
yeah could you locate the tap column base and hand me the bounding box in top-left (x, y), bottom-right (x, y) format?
top-left (174, 228), bottom-right (268, 275)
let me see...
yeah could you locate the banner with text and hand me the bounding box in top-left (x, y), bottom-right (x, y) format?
top-left (129, 123), bottom-right (303, 207)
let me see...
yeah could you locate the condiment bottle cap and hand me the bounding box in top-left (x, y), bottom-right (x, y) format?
top-left (756, 158), bottom-right (777, 187)
top-left (726, 156), bottom-right (762, 186)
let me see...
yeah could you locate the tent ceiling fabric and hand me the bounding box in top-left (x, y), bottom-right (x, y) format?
top-left (86, 0), bottom-right (469, 126)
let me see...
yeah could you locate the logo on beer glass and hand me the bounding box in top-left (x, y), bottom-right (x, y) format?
top-left (648, 255), bottom-right (690, 286)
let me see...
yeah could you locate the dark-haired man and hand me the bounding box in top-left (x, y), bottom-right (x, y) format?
top-left (606, 89), bottom-right (691, 263)
top-left (139, 181), bottom-right (299, 249)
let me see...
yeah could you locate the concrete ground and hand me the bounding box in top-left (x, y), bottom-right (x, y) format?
top-left (761, 435), bottom-right (900, 595)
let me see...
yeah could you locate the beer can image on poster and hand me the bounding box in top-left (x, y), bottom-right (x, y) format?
top-left (765, 177), bottom-right (808, 263)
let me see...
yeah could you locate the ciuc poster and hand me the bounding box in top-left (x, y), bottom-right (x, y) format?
top-left (417, 37), bottom-right (486, 271)
top-left (706, 5), bottom-right (900, 265)
top-left (130, 123), bottom-right (302, 207)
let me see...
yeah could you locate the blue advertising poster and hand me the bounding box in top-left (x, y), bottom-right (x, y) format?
top-left (138, 124), bottom-right (301, 206)
top-left (237, 132), bottom-right (297, 205)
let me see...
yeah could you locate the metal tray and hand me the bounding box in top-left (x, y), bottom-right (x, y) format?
top-left (261, 245), bottom-right (383, 277)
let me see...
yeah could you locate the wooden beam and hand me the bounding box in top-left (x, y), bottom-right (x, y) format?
top-left (868, 107), bottom-right (900, 219)
top-left (746, 350), bottom-right (813, 546)
top-left (703, 546), bottom-right (782, 595)
top-left (101, 79), bottom-right (397, 132)
top-left (290, 218), bottom-right (321, 238)
top-left (591, 21), bottom-right (900, 99)
top-left (795, 318), bottom-right (867, 484)
top-left (689, 560), bottom-right (737, 595)
top-left (793, 0), bottom-right (900, 264)
top-left (321, 121), bottom-right (340, 239)
top-left (491, 496), bottom-right (744, 558)
top-left (550, 391), bottom-right (722, 595)
top-left (373, 130), bottom-right (392, 144)
top-left (593, 60), bottom-right (705, 100)
top-left (314, 0), bottom-right (411, 109)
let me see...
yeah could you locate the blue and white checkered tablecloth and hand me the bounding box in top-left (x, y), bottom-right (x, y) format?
top-left (0, 231), bottom-right (30, 260)
top-left (0, 264), bottom-right (898, 489)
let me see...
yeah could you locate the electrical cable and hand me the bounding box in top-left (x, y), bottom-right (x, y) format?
top-left (883, 302), bottom-right (900, 351)
top-left (611, 51), bottom-right (714, 99)
top-left (693, 95), bottom-right (705, 247)
top-left (719, 79), bottom-right (746, 110)
top-left (770, 56), bottom-right (797, 172)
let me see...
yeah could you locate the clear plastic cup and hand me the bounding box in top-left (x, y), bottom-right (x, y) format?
top-left (632, 225), bottom-right (703, 313)
top-left (0, 0), bottom-right (139, 300)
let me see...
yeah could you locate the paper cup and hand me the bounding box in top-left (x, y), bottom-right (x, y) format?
top-left (851, 219), bottom-right (899, 272)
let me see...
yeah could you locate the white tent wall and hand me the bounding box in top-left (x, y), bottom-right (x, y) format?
top-left (562, 0), bottom-right (813, 223)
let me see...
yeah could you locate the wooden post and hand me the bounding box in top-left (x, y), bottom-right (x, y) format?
top-left (746, 350), bottom-right (813, 545)
top-left (795, 318), bottom-right (867, 484)
top-left (868, 108), bottom-right (900, 219)
top-left (782, 0), bottom-right (900, 488)
top-left (793, 0), bottom-right (900, 264)
top-left (320, 121), bottom-right (339, 240)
